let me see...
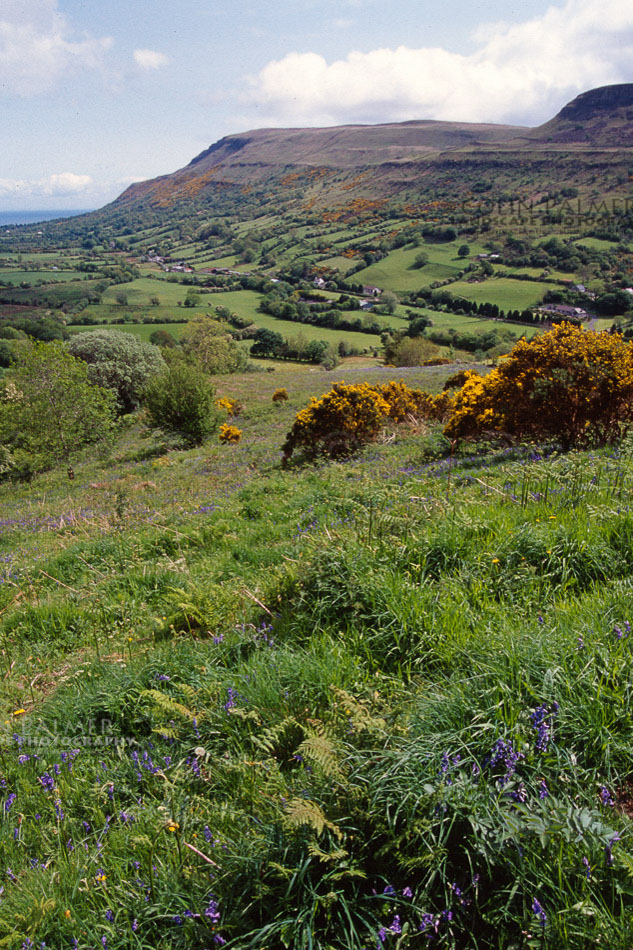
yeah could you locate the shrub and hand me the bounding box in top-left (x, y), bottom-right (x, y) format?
top-left (67, 328), bottom-right (166, 413)
top-left (181, 316), bottom-right (248, 374)
top-left (282, 381), bottom-right (452, 462)
top-left (0, 341), bottom-right (115, 472)
top-left (219, 423), bottom-right (242, 443)
top-left (144, 364), bottom-right (219, 446)
top-left (215, 396), bottom-right (242, 416)
top-left (445, 322), bottom-right (633, 448)
top-left (272, 388), bottom-right (289, 403)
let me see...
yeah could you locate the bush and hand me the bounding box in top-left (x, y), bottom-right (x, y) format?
top-left (0, 342), bottom-right (115, 473)
top-left (216, 396), bottom-right (242, 416)
top-left (144, 363), bottom-right (219, 446)
top-left (282, 381), bottom-right (452, 462)
top-left (67, 329), bottom-right (166, 413)
top-left (219, 423), bottom-right (242, 443)
top-left (272, 388), bottom-right (289, 403)
top-left (445, 322), bottom-right (633, 448)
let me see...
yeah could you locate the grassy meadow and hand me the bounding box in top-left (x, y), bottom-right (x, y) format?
top-left (1, 357), bottom-right (633, 947)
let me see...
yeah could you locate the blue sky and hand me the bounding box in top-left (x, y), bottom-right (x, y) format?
top-left (2, 0), bottom-right (631, 210)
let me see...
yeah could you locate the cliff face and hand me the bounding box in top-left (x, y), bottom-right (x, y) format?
top-left (526, 83), bottom-right (633, 146)
top-left (557, 84), bottom-right (633, 121)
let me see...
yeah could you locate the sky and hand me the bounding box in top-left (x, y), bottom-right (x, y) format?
top-left (1, 0), bottom-right (632, 211)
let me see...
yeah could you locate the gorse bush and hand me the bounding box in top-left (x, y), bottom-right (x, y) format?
top-left (215, 396), bottom-right (242, 416)
top-left (219, 423), bottom-right (242, 443)
top-left (282, 381), bottom-right (453, 462)
top-left (445, 322), bottom-right (633, 448)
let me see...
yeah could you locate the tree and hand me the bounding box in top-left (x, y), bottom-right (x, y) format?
top-left (250, 328), bottom-right (284, 358)
top-left (144, 363), bottom-right (219, 446)
top-left (181, 316), bottom-right (248, 374)
top-left (413, 251), bottom-right (429, 269)
top-left (0, 342), bottom-right (115, 474)
top-left (149, 329), bottom-right (178, 348)
top-left (67, 329), bottom-right (166, 414)
top-left (379, 290), bottom-right (399, 315)
top-left (115, 292), bottom-right (128, 306)
top-left (458, 244), bottom-right (470, 258)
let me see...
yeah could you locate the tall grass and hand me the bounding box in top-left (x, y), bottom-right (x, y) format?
top-left (2, 397), bottom-right (633, 946)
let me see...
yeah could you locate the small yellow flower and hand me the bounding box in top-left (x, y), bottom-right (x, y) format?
top-left (12, 709), bottom-right (25, 716)
top-left (167, 821), bottom-right (179, 833)
top-left (492, 558), bottom-right (500, 564)
top-left (64, 910), bottom-right (72, 919)
top-left (95, 873), bottom-right (106, 883)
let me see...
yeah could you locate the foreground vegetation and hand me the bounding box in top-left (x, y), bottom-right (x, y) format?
top-left (1, 352), bottom-right (633, 947)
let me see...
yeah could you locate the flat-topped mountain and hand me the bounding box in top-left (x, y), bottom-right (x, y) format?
top-left (186, 120), bottom-right (526, 171)
top-left (86, 84), bottom-right (633, 227)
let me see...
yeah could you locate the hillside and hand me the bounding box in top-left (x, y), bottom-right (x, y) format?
top-left (3, 357), bottom-right (633, 947)
top-left (525, 83), bottom-right (633, 146)
top-left (98, 83), bottom-right (633, 227)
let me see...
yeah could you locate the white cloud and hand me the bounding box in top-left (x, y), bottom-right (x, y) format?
top-left (0, 172), bottom-right (93, 199)
top-left (245, 0), bottom-right (633, 126)
top-left (133, 49), bottom-right (169, 71)
top-left (0, 0), bottom-right (112, 97)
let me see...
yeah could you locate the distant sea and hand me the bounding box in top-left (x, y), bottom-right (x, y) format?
top-left (0, 209), bottom-right (93, 227)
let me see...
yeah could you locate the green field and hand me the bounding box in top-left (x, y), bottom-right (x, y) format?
top-left (102, 277), bottom-right (210, 307)
top-left (351, 241), bottom-right (489, 293)
top-left (446, 276), bottom-right (557, 310)
top-left (0, 269), bottom-right (82, 285)
top-left (208, 290), bottom-right (383, 349)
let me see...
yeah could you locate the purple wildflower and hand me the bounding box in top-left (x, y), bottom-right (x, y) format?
top-left (600, 786), bottom-right (615, 806)
top-left (532, 898), bottom-right (547, 928)
top-left (223, 688), bottom-right (237, 712)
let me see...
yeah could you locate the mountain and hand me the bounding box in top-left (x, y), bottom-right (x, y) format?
top-left (75, 84), bottom-right (633, 229)
top-left (522, 83), bottom-right (633, 147)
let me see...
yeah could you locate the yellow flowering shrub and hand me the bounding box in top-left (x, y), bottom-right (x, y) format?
top-left (282, 380), bottom-right (453, 462)
top-left (272, 388), bottom-right (289, 403)
top-left (219, 423), bottom-right (242, 444)
top-left (215, 396), bottom-right (242, 417)
top-left (445, 323), bottom-right (633, 448)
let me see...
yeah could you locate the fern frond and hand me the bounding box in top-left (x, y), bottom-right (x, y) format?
top-left (297, 731), bottom-right (343, 780)
top-left (253, 716), bottom-right (300, 755)
top-left (141, 688), bottom-right (194, 720)
top-left (284, 798), bottom-right (342, 840)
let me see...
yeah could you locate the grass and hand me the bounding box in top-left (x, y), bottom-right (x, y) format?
top-left (0, 269), bottom-right (83, 285)
top-left (446, 276), bottom-right (558, 310)
top-left (102, 278), bottom-right (203, 307)
top-left (2, 355), bottom-right (633, 946)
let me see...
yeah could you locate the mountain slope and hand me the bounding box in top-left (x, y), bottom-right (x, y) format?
top-left (82, 84), bottom-right (633, 228)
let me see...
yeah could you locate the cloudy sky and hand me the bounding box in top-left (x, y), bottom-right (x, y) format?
top-left (2, 0), bottom-right (632, 210)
